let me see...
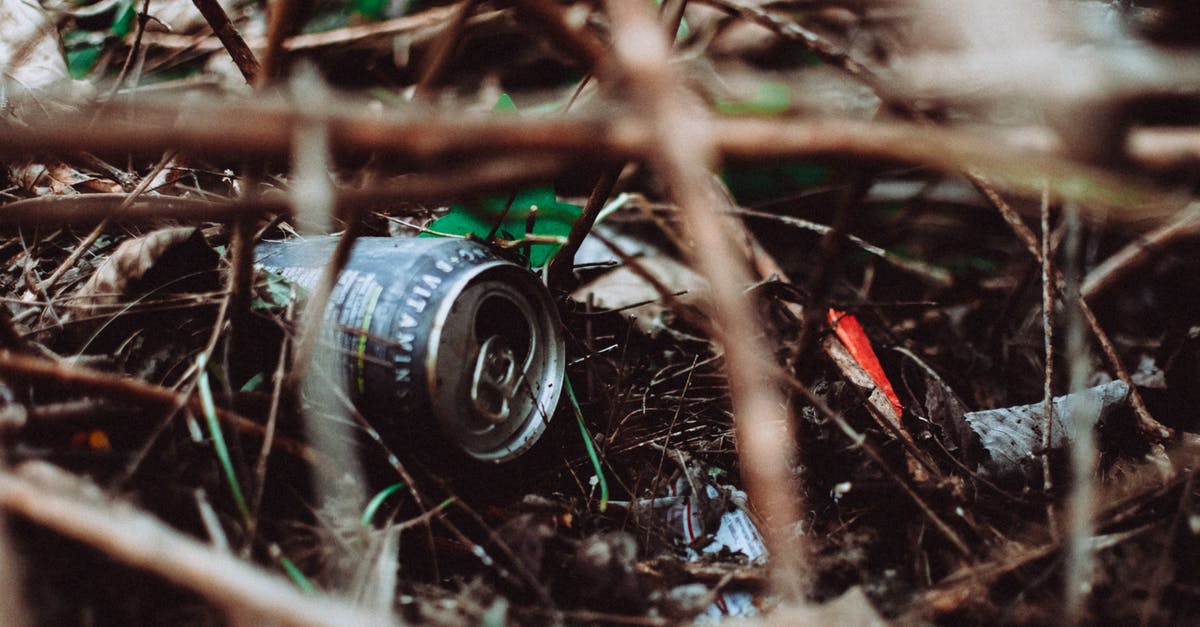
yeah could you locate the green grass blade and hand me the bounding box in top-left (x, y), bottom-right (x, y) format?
top-left (361, 482), bottom-right (407, 526)
top-left (197, 355), bottom-right (251, 525)
top-left (566, 377), bottom-right (608, 512)
top-left (270, 543), bottom-right (316, 593)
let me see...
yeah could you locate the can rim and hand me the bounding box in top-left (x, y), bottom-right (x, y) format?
top-left (424, 258), bottom-right (565, 462)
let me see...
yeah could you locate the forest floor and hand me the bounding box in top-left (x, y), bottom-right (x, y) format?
top-left (2, 0), bottom-right (1199, 625)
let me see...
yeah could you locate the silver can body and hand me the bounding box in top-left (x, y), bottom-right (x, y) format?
top-left (256, 236), bottom-right (565, 463)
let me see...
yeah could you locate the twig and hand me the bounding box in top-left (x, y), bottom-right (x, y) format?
top-left (0, 350), bottom-right (323, 467)
top-left (693, 0), bottom-right (887, 92)
top-left (257, 0), bottom-right (301, 86)
top-left (659, 0), bottom-right (689, 40)
top-left (0, 462), bottom-right (393, 627)
top-left (37, 150), bottom-right (178, 296)
top-left (784, 373), bottom-right (972, 557)
top-left (731, 207), bottom-right (953, 287)
top-left (141, 5), bottom-right (483, 54)
top-left (1082, 203), bottom-right (1200, 301)
top-left (1040, 183), bottom-right (1058, 534)
top-left (547, 167), bottom-right (620, 291)
top-left (249, 308), bottom-right (291, 536)
top-left (510, 0), bottom-right (608, 70)
top-left (414, 0), bottom-right (478, 95)
top-left (2, 103), bottom-right (1191, 217)
top-left (1062, 202), bottom-right (1096, 624)
top-left (794, 171), bottom-right (871, 356)
top-left (107, 0), bottom-right (153, 97)
top-left (969, 172), bottom-right (1172, 441)
top-left (822, 334), bottom-right (936, 484)
top-left (189, 0), bottom-right (261, 83)
top-left (604, 0), bottom-right (809, 599)
top-left (284, 207), bottom-right (363, 389)
top-left (0, 156), bottom-right (572, 227)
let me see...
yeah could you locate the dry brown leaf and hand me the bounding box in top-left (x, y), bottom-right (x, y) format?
top-left (8, 160), bottom-right (122, 195)
top-left (1, 0), bottom-right (94, 119)
top-left (70, 227), bottom-right (214, 317)
top-left (571, 253), bottom-right (709, 337)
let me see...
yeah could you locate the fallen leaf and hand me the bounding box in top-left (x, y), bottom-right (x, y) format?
top-left (8, 159), bottom-right (121, 195)
top-left (1, 0), bottom-right (94, 119)
top-left (572, 253), bottom-right (709, 337)
top-left (70, 227), bottom-right (219, 317)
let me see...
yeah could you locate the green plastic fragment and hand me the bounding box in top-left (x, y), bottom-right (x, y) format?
top-left (112, 0), bottom-right (136, 38)
top-left (493, 92), bottom-right (518, 114)
top-left (715, 81), bottom-right (792, 116)
top-left (721, 161), bottom-right (832, 205)
top-left (422, 94), bottom-right (582, 267)
top-left (67, 45), bottom-right (102, 80)
top-left (356, 0), bottom-right (388, 21)
top-left (424, 187), bottom-right (581, 268)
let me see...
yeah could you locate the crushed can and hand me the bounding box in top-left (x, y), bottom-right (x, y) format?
top-left (255, 236), bottom-right (565, 463)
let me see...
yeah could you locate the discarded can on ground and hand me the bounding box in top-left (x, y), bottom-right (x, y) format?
top-left (255, 236), bottom-right (565, 463)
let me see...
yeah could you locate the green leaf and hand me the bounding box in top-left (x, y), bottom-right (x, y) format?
top-left (112, 0), bottom-right (136, 38)
top-left (423, 187), bottom-right (581, 267)
top-left (67, 45), bottom-right (102, 80)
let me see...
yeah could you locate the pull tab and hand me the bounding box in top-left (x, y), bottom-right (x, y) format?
top-left (470, 335), bottom-right (524, 425)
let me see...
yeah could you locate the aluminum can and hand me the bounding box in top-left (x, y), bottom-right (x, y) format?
top-left (255, 236), bottom-right (565, 463)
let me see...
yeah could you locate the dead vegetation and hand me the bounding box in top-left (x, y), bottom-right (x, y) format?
top-left (2, 0), bottom-right (1200, 624)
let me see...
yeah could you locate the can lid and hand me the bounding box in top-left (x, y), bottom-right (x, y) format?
top-left (426, 262), bottom-right (565, 462)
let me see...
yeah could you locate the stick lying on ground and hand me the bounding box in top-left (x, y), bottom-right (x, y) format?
top-left (0, 461), bottom-right (393, 627)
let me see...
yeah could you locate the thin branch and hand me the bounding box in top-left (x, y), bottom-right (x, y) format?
top-left (1040, 182), bottom-right (1059, 534)
top-left (1062, 202), bottom-right (1096, 624)
top-left (604, 0), bottom-right (809, 599)
top-left (0, 350), bottom-right (323, 467)
top-left (968, 172), bottom-right (1172, 441)
top-left (1082, 203), bottom-right (1200, 301)
top-left (141, 4), bottom-right (481, 53)
top-left (547, 166), bottom-right (620, 291)
top-left (257, 0), bottom-right (301, 86)
top-left (414, 0), bottom-right (478, 95)
top-left (510, 0), bottom-right (608, 70)
top-left (37, 150), bottom-right (178, 296)
top-left (0, 155), bottom-right (572, 227)
top-left (1, 103), bottom-right (1191, 217)
top-left (189, 0), bottom-right (261, 83)
top-left (0, 462), bottom-right (392, 627)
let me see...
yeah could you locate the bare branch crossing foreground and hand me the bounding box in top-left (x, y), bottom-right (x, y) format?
top-left (0, 462), bottom-right (392, 627)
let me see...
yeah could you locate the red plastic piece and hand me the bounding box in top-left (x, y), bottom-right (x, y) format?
top-left (827, 309), bottom-right (903, 417)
